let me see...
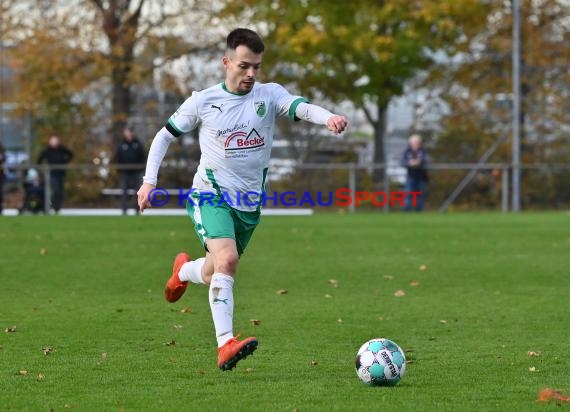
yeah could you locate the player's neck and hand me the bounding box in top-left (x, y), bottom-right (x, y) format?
top-left (222, 81), bottom-right (252, 96)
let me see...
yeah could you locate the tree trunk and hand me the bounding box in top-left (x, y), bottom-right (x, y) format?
top-left (111, 66), bottom-right (130, 143)
top-left (372, 101), bottom-right (389, 186)
top-left (97, 0), bottom-right (140, 144)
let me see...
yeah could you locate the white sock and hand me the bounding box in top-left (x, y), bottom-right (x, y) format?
top-left (178, 258), bottom-right (206, 284)
top-left (209, 273), bottom-right (234, 347)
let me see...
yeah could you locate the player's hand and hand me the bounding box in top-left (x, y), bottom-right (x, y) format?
top-left (137, 183), bottom-right (156, 213)
top-left (327, 115), bottom-right (348, 134)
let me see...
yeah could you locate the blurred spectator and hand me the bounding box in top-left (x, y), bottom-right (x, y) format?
top-left (115, 126), bottom-right (146, 215)
top-left (19, 168), bottom-right (45, 214)
top-left (0, 142), bottom-right (5, 214)
top-left (401, 134), bottom-right (429, 211)
top-left (37, 136), bottom-right (74, 213)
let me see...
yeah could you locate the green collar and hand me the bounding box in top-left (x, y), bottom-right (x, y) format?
top-left (222, 81), bottom-right (252, 96)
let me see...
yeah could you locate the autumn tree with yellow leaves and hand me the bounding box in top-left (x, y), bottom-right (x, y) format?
top-left (221, 0), bottom-right (491, 183)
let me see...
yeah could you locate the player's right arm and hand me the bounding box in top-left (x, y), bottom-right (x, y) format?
top-left (137, 94), bottom-right (201, 213)
top-left (137, 127), bottom-right (175, 212)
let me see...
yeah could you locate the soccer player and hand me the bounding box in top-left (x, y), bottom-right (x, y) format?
top-left (137, 28), bottom-right (348, 371)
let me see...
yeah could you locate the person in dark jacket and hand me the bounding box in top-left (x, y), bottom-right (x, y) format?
top-left (401, 134), bottom-right (429, 211)
top-left (115, 126), bottom-right (146, 214)
top-left (37, 136), bottom-right (74, 213)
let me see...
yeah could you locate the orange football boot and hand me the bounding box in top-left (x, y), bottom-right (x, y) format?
top-left (217, 335), bottom-right (258, 371)
top-left (164, 252), bottom-right (190, 303)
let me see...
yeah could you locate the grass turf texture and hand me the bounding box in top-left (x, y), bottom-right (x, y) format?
top-left (0, 212), bottom-right (568, 411)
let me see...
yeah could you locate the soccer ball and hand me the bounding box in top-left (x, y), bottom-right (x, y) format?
top-left (355, 338), bottom-right (406, 386)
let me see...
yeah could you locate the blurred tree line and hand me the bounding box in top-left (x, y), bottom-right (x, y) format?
top-left (1, 0), bottom-right (568, 209)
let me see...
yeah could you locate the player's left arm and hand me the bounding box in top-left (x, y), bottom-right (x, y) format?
top-left (271, 84), bottom-right (348, 134)
top-left (295, 102), bottom-right (348, 135)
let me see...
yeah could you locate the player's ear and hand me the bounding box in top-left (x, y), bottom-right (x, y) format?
top-left (222, 55), bottom-right (230, 69)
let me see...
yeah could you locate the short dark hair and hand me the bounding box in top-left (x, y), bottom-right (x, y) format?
top-left (226, 28), bottom-right (264, 54)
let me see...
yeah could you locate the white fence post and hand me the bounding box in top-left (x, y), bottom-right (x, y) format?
top-left (43, 165), bottom-right (51, 214)
top-left (502, 166), bottom-right (509, 213)
top-left (348, 164), bottom-right (356, 214)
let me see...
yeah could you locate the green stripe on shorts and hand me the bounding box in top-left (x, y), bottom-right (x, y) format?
top-left (185, 194), bottom-right (260, 256)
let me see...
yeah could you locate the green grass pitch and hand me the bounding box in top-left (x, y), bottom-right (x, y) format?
top-left (1, 212), bottom-right (568, 411)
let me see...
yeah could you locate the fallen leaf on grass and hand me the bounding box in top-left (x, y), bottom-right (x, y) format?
top-left (64, 404), bottom-right (73, 409)
top-left (394, 290), bottom-right (406, 297)
top-left (383, 275), bottom-right (394, 280)
top-left (180, 307), bottom-right (193, 313)
top-left (164, 340), bottom-right (176, 346)
top-left (173, 324), bottom-right (183, 330)
top-left (19, 370), bottom-right (28, 376)
top-left (409, 281), bottom-right (420, 287)
top-left (245, 368), bottom-right (254, 373)
top-left (5, 326), bottom-right (17, 333)
top-left (527, 351), bottom-right (540, 357)
top-left (538, 388), bottom-right (570, 402)
top-left (37, 373), bottom-right (45, 381)
top-left (419, 264), bottom-right (427, 271)
top-left (276, 289), bottom-right (288, 295)
top-left (101, 352), bottom-right (108, 360)
top-left (40, 248), bottom-right (48, 255)
top-left (324, 294), bottom-right (333, 299)
top-left (439, 320), bottom-right (448, 324)
top-left (250, 319), bottom-right (261, 326)
top-left (337, 318), bottom-right (343, 323)
top-left (328, 279), bottom-right (338, 288)
top-left (309, 360), bottom-right (318, 366)
top-left (528, 366), bottom-right (538, 372)
top-left (42, 346), bottom-right (54, 356)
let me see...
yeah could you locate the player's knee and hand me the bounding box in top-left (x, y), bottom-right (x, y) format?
top-left (216, 251), bottom-right (239, 275)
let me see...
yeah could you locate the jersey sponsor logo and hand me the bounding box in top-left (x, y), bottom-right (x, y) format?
top-left (211, 103), bottom-right (223, 112)
top-left (216, 122), bottom-right (249, 138)
top-left (224, 128), bottom-right (265, 156)
top-left (255, 100), bottom-right (266, 117)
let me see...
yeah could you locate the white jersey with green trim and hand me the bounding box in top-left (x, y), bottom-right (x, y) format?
top-left (167, 81), bottom-right (307, 212)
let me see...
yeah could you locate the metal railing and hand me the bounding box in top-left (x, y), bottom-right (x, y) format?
top-left (3, 162), bottom-right (569, 213)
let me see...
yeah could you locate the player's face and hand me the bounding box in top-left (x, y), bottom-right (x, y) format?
top-left (223, 45), bottom-right (263, 94)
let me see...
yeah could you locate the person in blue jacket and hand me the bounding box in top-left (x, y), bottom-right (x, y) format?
top-left (401, 134), bottom-right (429, 211)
